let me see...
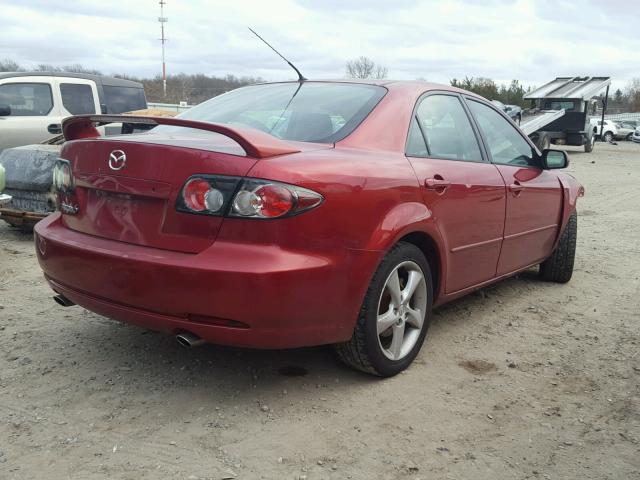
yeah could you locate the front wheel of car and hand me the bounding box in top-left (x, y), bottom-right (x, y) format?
top-left (604, 131), bottom-right (614, 143)
top-left (539, 211), bottom-right (577, 283)
top-left (334, 242), bottom-right (433, 377)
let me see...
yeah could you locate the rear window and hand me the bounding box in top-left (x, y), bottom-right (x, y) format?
top-left (168, 82), bottom-right (387, 143)
top-left (544, 100), bottom-right (576, 111)
top-left (103, 86), bottom-right (147, 114)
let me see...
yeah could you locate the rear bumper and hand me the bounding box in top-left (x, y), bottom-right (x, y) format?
top-left (34, 213), bottom-right (380, 348)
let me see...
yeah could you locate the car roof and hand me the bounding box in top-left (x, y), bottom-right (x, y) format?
top-left (250, 79), bottom-right (485, 99)
top-left (0, 71), bottom-right (143, 88)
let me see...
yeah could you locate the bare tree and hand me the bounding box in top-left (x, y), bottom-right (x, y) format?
top-left (626, 78), bottom-right (640, 112)
top-left (0, 59), bottom-right (23, 72)
top-left (346, 56), bottom-right (388, 79)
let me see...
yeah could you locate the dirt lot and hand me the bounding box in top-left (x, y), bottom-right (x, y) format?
top-left (1, 142), bottom-right (639, 480)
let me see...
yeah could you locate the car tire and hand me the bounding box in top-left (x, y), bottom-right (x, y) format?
top-left (626, 133), bottom-right (633, 141)
top-left (334, 242), bottom-right (433, 377)
top-left (604, 131), bottom-right (614, 143)
top-left (537, 132), bottom-right (551, 151)
top-left (539, 211), bottom-right (577, 283)
top-left (584, 134), bottom-right (595, 153)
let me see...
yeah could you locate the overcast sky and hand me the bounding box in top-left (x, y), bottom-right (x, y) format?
top-left (1, 0), bottom-right (637, 91)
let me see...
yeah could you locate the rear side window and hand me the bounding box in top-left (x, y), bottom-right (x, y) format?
top-left (60, 83), bottom-right (96, 114)
top-left (103, 86), bottom-right (147, 114)
top-left (408, 94), bottom-right (482, 162)
top-left (467, 100), bottom-right (536, 167)
top-left (0, 83), bottom-right (53, 116)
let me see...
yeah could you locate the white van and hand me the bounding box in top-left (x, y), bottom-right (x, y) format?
top-left (0, 72), bottom-right (147, 150)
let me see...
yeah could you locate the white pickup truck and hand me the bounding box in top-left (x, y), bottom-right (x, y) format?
top-left (0, 72), bottom-right (147, 150)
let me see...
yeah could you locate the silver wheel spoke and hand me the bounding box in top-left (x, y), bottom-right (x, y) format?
top-left (386, 269), bottom-right (402, 307)
top-left (389, 322), bottom-right (405, 360)
top-left (376, 260), bottom-right (429, 362)
top-left (402, 270), bottom-right (423, 303)
top-left (377, 308), bottom-right (397, 335)
top-left (405, 306), bottom-right (423, 329)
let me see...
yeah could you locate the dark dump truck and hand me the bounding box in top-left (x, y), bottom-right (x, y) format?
top-left (522, 76), bottom-right (611, 153)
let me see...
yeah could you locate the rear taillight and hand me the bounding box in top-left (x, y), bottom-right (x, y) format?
top-left (53, 160), bottom-right (74, 193)
top-left (177, 175), bottom-right (323, 219)
top-left (182, 178), bottom-right (225, 213)
top-left (53, 159), bottom-right (79, 215)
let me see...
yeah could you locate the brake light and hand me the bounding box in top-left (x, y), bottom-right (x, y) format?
top-left (232, 184), bottom-right (293, 218)
top-left (229, 179), bottom-right (322, 219)
top-left (52, 159), bottom-right (74, 193)
top-left (176, 175), bottom-right (323, 219)
top-left (52, 159), bottom-right (79, 215)
top-left (182, 178), bottom-right (224, 213)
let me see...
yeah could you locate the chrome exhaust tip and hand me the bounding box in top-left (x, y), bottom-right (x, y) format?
top-left (176, 332), bottom-right (205, 348)
top-left (53, 294), bottom-right (75, 307)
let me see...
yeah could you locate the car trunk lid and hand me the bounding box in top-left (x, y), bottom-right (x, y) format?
top-left (59, 115), bottom-right (321, 253)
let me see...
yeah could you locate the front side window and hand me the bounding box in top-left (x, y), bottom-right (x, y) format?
top-left (467, 99), bottom-right (537, 167)
top-left (60, 83), bottom-right (96, 115)
top-left (166, 82), bottom-right (387, 143)
top-left (0, 83), bottom-right (53, 116)
top-left (407, 94), bottom-right (483, 161)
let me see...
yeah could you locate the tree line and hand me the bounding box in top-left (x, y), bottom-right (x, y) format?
top-left (0, 59), bottom-right (262, 105)
top-left (2, 57), bottom-right (639, 112)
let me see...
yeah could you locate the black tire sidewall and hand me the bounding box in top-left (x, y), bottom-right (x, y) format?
top-left (361, 243), bottom-right (433, 376)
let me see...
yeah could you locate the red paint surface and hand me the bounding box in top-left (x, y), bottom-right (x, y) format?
top-left (35, 81), bottom-right (582, 348)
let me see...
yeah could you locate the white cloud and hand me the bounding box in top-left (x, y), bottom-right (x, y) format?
top-left (0, 0), bottom-right (636, 91)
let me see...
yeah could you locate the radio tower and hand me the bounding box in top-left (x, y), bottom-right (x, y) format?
top-left (158, 0), bottom-right (168, 97)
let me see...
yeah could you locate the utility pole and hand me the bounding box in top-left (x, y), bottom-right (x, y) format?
top-left (159, 0), bottom-right (168, 98)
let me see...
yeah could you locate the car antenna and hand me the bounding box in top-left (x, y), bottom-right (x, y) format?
top-left (248, 27), bottom-right (307, 82)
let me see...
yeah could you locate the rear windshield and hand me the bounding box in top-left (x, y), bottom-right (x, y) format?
top-left (166, 82), bottom-right (386, 143)
top-left (544, 100), bottom-right (576, 111)
top-left (103, 85), bottom-right (147, 114)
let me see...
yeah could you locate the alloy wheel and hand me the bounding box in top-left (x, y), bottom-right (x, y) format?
top-left (376, 261), bottom-right (428, 360)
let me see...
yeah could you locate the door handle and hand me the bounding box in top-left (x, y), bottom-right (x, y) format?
top-left (47, 123), bottom-right (62, 135)
top-left (509, 181), bottom-right (524, 196)
top-left (425, 176), bottom-right (451, 191)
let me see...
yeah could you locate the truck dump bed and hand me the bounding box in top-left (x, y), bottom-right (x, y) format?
top-left (520, 109), bottom-right (566, 136)
top-left (524, 76), bottom-right (611, 100)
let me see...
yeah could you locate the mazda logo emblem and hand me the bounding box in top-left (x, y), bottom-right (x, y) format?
top-left (108, 150), bottom-right (127, 171)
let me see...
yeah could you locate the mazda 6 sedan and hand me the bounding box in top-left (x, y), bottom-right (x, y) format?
top-left (35, 80), bottom-right (583, 376)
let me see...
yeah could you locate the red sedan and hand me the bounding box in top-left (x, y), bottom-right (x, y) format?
top-left (35, 80), bottom-right (583, 376)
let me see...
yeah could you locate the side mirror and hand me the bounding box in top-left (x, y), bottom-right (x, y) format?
top-left (542, 149), bottom-right (568, 169)
top-left (0, 104), bottom-right (11, 116)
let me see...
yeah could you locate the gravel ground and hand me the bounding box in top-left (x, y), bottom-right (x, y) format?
top-left (1, 141), bottom-right (639, 479)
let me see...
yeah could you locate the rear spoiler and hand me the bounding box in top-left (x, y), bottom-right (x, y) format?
top-left (62, 115), bottom-right (301, 159)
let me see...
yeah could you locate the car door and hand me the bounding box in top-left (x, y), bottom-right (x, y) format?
top-left (465, 98), bottom-right (563, 275)
top-left (0, 76), bottom-right (64, 150)
top-left (406, 92), bottom-right (506, 293)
